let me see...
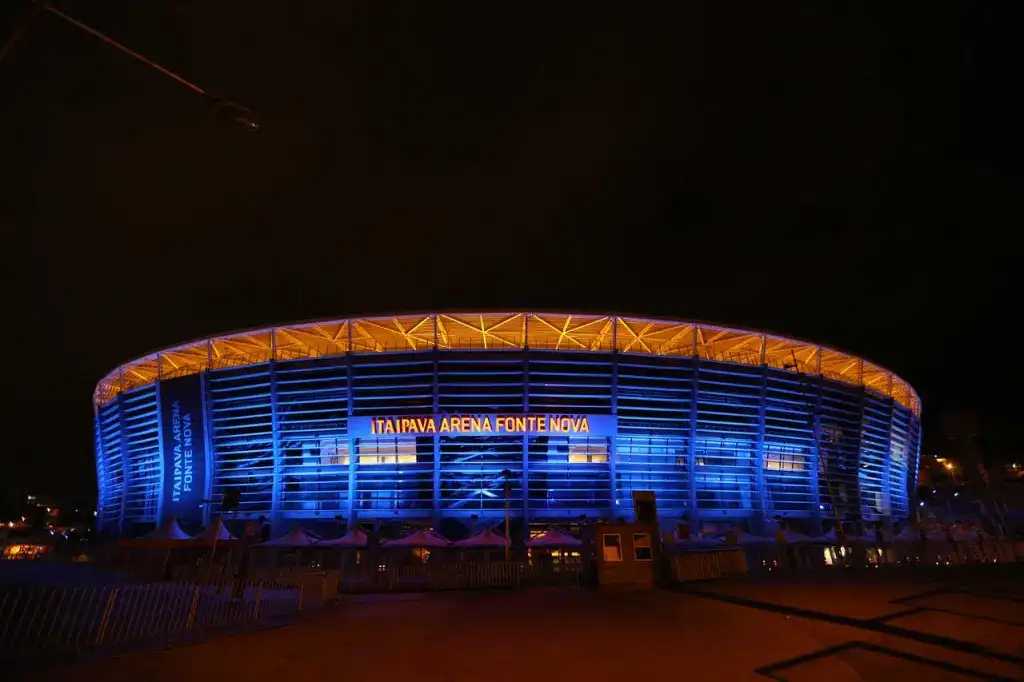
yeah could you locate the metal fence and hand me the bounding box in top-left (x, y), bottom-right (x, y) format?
top-left (0, 560), bottom-right (581, 661)
top-left (669, 549), bottom-right (749, 582)
top-left (332, 560), bottom-right (581, 592)
top-left (756, 538), bottom-right (1024, 572)
top-left (669, 538), bottom-right (1024, 582)
top-left (0, 574), bottom-right (336, 662)
top-left (142, 555), bottom-right (582, 591)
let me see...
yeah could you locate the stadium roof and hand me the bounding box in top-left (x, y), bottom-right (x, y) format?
top-left (94, 312), bottom-right (919, 414)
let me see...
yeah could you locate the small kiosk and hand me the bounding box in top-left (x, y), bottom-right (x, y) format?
top-left (589, 521), bottom-right (660, 589)
top-left (588, 491), bottom-right (665, 589)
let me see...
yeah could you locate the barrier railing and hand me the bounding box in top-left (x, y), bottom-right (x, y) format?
top-left (137, 555), bottom-right (580, 592)
top-left (333, 561), bottom-right (580, 593)
top-left (667, 538), bottom-right (1024, 582)
top-left (0, 560), bottom-right (578, 660)
top-left (0, 574), bottom-right (336, 662)
top-left (670, 549), bottom-right (748, 582)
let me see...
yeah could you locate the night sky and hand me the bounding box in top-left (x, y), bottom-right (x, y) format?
top-left (2, 1), bottom-right (1020, 506)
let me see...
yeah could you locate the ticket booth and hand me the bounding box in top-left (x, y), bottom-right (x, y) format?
top-left (589, 522), bottom-right (660, 590)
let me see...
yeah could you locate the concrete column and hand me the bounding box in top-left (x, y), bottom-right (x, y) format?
top-left (154, 381), bottom-right (166, 526)
top-left (688, 358), bottom-right (699, 527)
top-left (882, 396), bottom-right (896, 531)
top-left (807, 376), bottom-right (824, 535)
top-left (432, 349), bottom-right (442, 527)
top-left (269, 362), bottom-right (283, 531)
top-left (93, 404), bottom-right (106, 534)
top-left (200, 372), bottom-right (215, 527)
top-left (521, 347), bottom-right (530, 530)
top-left (346, 353), bottom-right (357, 524)
top-left (116, 393), bottom-right (131, 534)
top-left (753, 367), bottom-right (768, 533)
top-left (609, 349), bottom-right (619, 520)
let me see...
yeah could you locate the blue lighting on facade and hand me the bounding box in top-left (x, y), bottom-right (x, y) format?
top-left (93, 314), bottom-right (921, 534)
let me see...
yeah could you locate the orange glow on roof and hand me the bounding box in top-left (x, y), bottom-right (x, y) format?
top-left (94, 312), bottom-right (919, 414)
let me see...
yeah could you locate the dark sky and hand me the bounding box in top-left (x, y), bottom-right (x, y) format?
top-left (2, 1), bottom-right (1020, 505)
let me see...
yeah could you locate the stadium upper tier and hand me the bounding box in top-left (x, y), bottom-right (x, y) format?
top-left (95, 312), bottom-right (919, 413)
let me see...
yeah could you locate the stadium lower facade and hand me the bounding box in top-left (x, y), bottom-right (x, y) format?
top-left (93, 313), bottom-right (921, 535)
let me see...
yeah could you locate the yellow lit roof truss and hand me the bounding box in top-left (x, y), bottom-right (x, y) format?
top-left (95, 313), bottom-right (919, 415)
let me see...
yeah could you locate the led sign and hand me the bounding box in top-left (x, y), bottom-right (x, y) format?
top-left (350, 414), bottom-right (616, 437)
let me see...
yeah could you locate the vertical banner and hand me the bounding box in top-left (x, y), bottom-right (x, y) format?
top-left (160, 373), bottom-right (207, 525)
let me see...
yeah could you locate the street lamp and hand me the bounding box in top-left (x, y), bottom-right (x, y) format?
top-left (2, 2), bottom-right (258, 131)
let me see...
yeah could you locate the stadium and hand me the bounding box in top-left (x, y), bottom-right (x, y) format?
top-left (93, 312), bottom-right (921, 537)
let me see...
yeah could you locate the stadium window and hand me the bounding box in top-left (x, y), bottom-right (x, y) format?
top-left (358, 437), bottom-right (417, 465)
top-left (819, 423), bottom-right (843, 445)
top-left (891, 443), bottom-right (907, 466)
top-left (633, 533), bottom-right (652, 561)
top-left (318, 439), bottom-right (350, 466)
top-left (285, 448), bottom-right (304, 466)
top-left (764, 444), bottom-right (807, 472)
top-left (602, 533), bottom-right (623, 562)
top-left (695, 473), bottom-right (747, 510)
top-left (568, 438), bottom-right (609, 464)
top-left (693, 438), bottom-right (755, 468)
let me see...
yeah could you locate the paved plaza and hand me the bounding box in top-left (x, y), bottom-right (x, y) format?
top-left (27, 571), bottom-right (1024, 681)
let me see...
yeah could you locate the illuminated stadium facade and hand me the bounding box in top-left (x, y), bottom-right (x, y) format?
top-left (93, 313), bottom-right (921, 535)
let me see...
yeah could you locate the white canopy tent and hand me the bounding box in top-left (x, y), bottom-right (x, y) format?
top-left (195, 517), bottom-right (237, 543)
top-left (892, 526), bottom-right (922, 543)
top-left (816, 528), bottom-right (842, 543)
top-left (260, 526), bottom-right (322, 548)
top-left (319, 528), bottom-right (369, 548)
top-left (141, 518), bottom-right (193, 542)
top-left (453, 527), bottom-right (508, 549)
top-left (672, 532), bottom-right (725, 547)
top-left (525, 529), bottom-right (583, 549)
top-left (731, 529), bottom-right (776, 546)
top-left (381, 529), bottom-right (451, 549)
top-left (119, 517), bottom-right (193, 548)
top-left (777, 529), bottom-right (815, 544)
top-left (950, 526), bottom-right (977, 543)
top-left (852, 529), bottom-right (879, 544)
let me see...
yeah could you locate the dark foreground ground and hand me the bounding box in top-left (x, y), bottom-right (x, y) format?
top-left (23, 570), bottom-right (1024, 681)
